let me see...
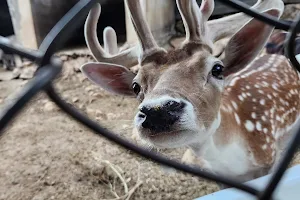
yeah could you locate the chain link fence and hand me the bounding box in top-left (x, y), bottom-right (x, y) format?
top-left (0, 0), bottom-right (300, 199)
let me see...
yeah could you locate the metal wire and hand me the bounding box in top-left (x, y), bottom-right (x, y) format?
top-left (0, 0), bottom-right (300, 199)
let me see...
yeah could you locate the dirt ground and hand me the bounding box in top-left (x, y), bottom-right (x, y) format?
top-left (1, 4), bottom-right (300, 199)
top-left (0, 53), bottom-right (221, 200)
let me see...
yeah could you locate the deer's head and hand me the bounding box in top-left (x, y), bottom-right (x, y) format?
top-left (81, 0), bottom-right (282, 148)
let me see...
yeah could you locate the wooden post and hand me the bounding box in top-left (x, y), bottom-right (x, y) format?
top-left (125, 0), bottom-right (176, 46)
top-left (7, 0), bottom-right (38, 49)
top-left (6, 0), bottom-right (78, 50)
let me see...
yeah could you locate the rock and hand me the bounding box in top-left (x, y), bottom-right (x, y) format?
top-left (14, 55), bottom-right (23, 68)
top-left (78, 104), bottom-right (85, 110)
top-left (86, 108), bottom-right (108, 120)
top-left (90, 92), bottom-right (103, 98)
top-left (107, 113), bottom-right (118, 120)
top-left (72, 97), bottom-right (79, 103)
top-left (282, 4), bottom-right (300, 21)
top-left (0, 70), bottom-right (19, 81)
top-left (85, 85), bottom-right (96, 93)
top-left (43, 101), bottom-right (60, 112)
top-left (95, 110), bottom-right (108, 120)
top-left (19, 66), bottom-right (37, 79)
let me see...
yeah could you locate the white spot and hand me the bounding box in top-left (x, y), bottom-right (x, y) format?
top-left (245, 120), bottom-right (255, 132)
top-left (253, 98), bottom-right (257, 102)
top-left (271, 68), bottom-right (277, 72)
top-left (262, 116), bottom-right (267, 121)
top-left (276, 115), bottom-right (281, 121)
top-left (263, 128), bottom-right (268, 134)
top-left (251, 112), bottom-right (257, 119)
top-left (256, 122), bottom-right (262, 131)
top-left (271, 143), bottom-right (276, 149)
top-left (260, 99), bottom-right (266, 105)
top-left (262, 144), bottom-right (268, 150)
top-left (238, 95), bottom-right (244, 101)
top-left (234, 113), bottom-right (241, 125)
top-left (231, 101), bottom-right (238, 110)
top-left (262, 81), bottom-right (269, 87)
top-left (266, 137), bottom-right (270, 143)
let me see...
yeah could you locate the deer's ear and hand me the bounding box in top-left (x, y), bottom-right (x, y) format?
top-left (80, 62), bottom-right (136, 96)
top-left (222, 9), bottom-right (280, 77)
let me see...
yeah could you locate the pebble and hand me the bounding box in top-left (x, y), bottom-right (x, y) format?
top-left (19, 66), bottom-right (37, 79)
top-left (43, 101), bottom-right (60, 112)
top-left (0, 71), bottom-right (19, 81)
top-left (72, 97), bottom-right (79, 103)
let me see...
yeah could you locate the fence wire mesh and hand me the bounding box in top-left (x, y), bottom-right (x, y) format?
top-left (0, 0), bottom-right (300, 199)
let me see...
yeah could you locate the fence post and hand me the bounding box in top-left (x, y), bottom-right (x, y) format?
top-left (6, 0), bottom-right (38, 49)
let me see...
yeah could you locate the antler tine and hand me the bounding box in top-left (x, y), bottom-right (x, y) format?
top-left (176, 0), bottom-right (201, 43)
top-left (176, 0), bottom-right (214, 45)
top-left (103, 27), bottom-right (118, 55)
top-left (209, 0), bottom-right (285, 42)
top-left (125, 0), bottom-right (166, 62)
top-left (84, 3), bottom-right (139, 68)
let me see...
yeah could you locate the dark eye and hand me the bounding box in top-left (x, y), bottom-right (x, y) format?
top-left (211, 64), bottom-right (224, 79)
top-left (132, 82), bottom-right (141, 95)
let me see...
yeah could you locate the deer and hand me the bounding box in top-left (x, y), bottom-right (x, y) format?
top-left (80, 0), bottom-right (300, 185)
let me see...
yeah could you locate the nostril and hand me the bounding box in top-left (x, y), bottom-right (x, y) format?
top-left (165, 100), bottom-right (186, 111)
top-left (140, 106), bottom-right (150, 115)
top-left (138, 113), bottom-right (146, 119)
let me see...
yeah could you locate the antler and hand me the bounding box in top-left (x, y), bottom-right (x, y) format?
top-left (125, 0), bottom-right (166, 63)
top-left (84, 3), bottom-right (140, 68)
top-left (103, 27), bottom-right (118, 55)
top-left (208, 0), bottom-right (285, 42)
top-left (176, 0), bottom-right (214, 47)
top-left (176, 0), bottom-right (284, 49)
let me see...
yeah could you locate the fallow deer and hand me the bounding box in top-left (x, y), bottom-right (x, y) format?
top-left (80, 0), bottom-right (299, 184)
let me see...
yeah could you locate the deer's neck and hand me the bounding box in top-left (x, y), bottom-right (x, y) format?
top-left (188, 111), bottom-right (251, 178)
top-left (189, 108), bottom-right (242, 153)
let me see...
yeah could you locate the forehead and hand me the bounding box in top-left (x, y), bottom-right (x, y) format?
top-left (138, 46), bottom-right (213, 77)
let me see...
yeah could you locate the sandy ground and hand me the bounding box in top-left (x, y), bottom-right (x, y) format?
top-left (0, 54), bottom-right (220, 200)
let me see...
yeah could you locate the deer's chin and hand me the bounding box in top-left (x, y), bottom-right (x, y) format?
top-left (137, 128), bottom-right (199, 149)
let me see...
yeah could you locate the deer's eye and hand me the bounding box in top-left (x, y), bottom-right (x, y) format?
top-left (211, 64), bottom-right (224, 79)
top-left (132, 82), bottom-right (141, 95)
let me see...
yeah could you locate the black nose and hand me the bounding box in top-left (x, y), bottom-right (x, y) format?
top-left (139, 100), bottom-right (186, 132)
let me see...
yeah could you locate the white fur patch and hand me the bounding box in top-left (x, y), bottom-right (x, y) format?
top-left (245, 120), bottom-right (255, 132)
top-left (138, 95), bottom-right (179, 110)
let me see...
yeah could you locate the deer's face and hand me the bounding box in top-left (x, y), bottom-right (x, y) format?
top-left (133, 49), bottom-right (224, 148)
top-left (80, 0), bottom-right (280, 149)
